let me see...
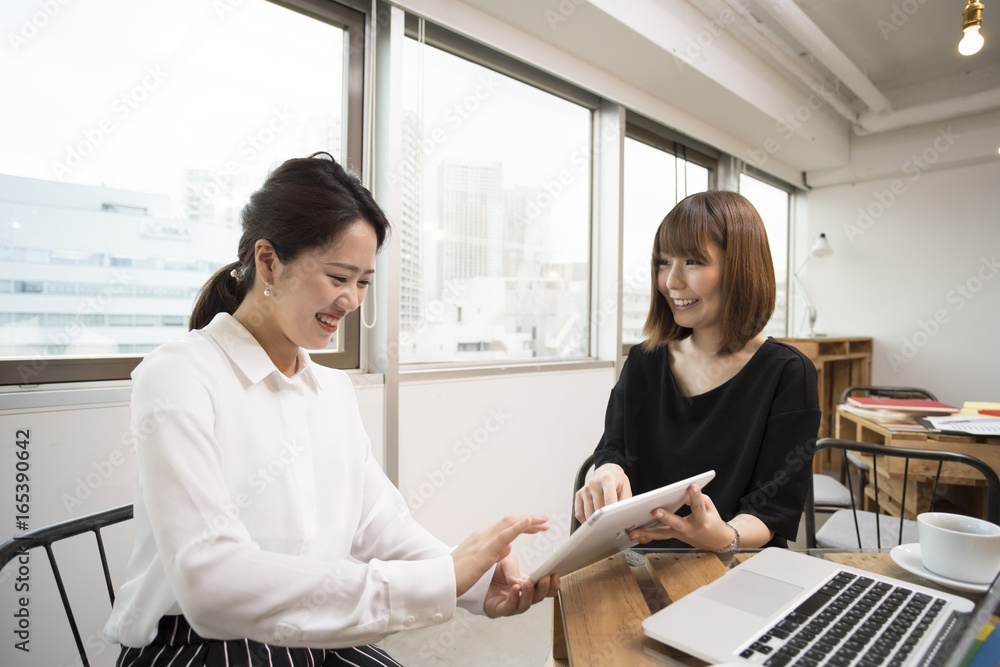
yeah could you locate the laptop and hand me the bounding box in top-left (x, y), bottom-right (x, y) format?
top-left (528, 469), bottom-right (715, 582)
top-left (642, 546), bottom-right (999, 667)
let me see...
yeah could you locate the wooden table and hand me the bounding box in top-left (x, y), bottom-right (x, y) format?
top-left (551, 549), bottom-right (990, 666)
top-left (835, 406), bottom-right (1000, 519)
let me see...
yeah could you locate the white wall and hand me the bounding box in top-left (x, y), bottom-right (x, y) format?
top-left (398, 367), bottom-right (614, 574)
top-left (803, 158), bottom-right (1000, 406)
top-left (0, 388), bottom-right (134, 667)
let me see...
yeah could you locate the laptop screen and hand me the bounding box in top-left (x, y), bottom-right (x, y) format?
top-left (943, 569), bottom-right (1000, 667)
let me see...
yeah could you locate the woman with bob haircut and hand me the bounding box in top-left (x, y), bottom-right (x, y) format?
top-left (575, 190), bottom-right (820, 551)
top-left (105, 152), bottom-right (558, 667)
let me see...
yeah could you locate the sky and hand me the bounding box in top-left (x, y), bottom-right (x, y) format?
top-left (1, 0), bottom-right (788, 288)
top-left (2, 0), bottom-right (343, 206)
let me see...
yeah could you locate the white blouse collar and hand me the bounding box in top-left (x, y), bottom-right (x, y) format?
top-left (203, 312), bottom-right (320, 391)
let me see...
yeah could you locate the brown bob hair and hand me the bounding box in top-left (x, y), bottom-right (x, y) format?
top-left (641, 191), bottom-right (775, 355)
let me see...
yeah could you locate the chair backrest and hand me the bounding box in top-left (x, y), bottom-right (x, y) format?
top-left (570, 453), bottom-right (595, 533)
top-left (0, 504), bottom-right (133, 667)
top-left (839, 385), bottom-right (938, 405)
top-left (804, 439), bottom-right (999, 549)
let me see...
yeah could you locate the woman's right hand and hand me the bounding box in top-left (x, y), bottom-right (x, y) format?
top-left (574, 463), bottom-right (632, 524)
top-left (451, 514), bottom-right (550, 598)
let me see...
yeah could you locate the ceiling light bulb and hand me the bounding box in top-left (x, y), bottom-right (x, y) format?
top-left (959, 25), bottom-right (985, 55)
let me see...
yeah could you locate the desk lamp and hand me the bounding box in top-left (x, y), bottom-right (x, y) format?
top-left (793, 233), bottom-right (832, 337)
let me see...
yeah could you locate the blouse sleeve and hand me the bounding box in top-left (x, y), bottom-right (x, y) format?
top-left (132, 351), bottom-right (460, 649)
top-left (349, 446), bottom-right (493, 616)
top-left (736, 353), bottom-right (821, 542)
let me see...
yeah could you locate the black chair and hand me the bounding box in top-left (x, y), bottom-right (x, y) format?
top-left (804, 439), bottom-right (999, 549)
top-left (570, 453), bottom-right (595, 533)
top-left (839, 385), bottom-right (938, 405)
top-left (817, 386), bottom-right (942, 515)
top-left (0, 504), bottom-right (133, 667)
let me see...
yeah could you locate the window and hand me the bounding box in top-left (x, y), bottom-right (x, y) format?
top-left (622, 129), bottom-right (713, 346)
top-left (739, 172), bottom-right (791, 337)
top-left (398, 22), bottom-right (596, 364)
top-left (0, 0), bottom-right (366, 385)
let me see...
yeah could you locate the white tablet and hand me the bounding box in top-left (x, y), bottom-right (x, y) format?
top-left (528, 470), bottom-right (716, 582)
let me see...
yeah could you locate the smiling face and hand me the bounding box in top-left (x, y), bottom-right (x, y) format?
top-left (235, 219), bottom-right (378, 374)
top-left (270, 220), bottom-right (377, 352)
top-left (655, 241), bottom-right (726, 334)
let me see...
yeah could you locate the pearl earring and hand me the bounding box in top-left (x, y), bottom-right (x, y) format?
top-left (264, 281), bottom-right (271, 297)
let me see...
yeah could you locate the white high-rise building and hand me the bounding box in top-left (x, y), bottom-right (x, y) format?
top-left (436, 162), bottom-right (504, 291)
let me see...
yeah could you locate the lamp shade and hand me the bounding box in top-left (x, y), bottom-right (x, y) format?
top-left (809, 233), bottom-right (833, 258)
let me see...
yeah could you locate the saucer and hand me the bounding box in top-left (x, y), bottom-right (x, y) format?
top-left (890, 543), bottom-right (990, 593)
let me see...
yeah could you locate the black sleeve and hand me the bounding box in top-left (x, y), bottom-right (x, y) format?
top-left (593, 353), bottom-right (631, 472)
top-left (737, 351), bottom-right (821, 543)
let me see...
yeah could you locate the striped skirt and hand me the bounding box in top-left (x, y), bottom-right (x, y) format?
top-left (116, 615), bottom-right (404, 667)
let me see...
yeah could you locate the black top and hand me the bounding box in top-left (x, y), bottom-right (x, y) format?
top-left (594, 337), bottom-right (821, 548)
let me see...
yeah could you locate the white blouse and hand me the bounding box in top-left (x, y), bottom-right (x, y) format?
top-left (105, 313), bottom-right (489, 649)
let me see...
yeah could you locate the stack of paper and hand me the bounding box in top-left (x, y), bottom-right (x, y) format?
top-left (918, 414), bottom-right (1000, 437)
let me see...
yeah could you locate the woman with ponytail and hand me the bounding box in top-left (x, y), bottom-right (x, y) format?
top-left (105, 152), bottom-right (557, 666)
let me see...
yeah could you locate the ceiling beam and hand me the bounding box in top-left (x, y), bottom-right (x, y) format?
top-left (856, 87), bottom-right (1000, 134)
top-left (754, 0), bottom-right (893, 115)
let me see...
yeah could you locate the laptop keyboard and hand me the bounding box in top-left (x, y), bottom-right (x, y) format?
top-left (738, 570), bottom-right (949, 667)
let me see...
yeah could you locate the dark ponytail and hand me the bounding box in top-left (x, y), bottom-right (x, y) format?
top-left (188, 262), bottom-right (249, 331)
top-left (189, 152), bottom-right (390, 330)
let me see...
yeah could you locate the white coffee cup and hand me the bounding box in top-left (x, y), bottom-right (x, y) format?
top-left (917, 512), bottom-right (1000, 585)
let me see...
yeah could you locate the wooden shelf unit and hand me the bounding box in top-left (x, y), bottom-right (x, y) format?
top-left (777, 337), bottom-right (873, 472)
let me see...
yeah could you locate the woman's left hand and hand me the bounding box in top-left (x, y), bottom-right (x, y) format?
top-left (626, 484), bottom-right (734, 551)
top-left (482, 554), bottom-right (560, 618)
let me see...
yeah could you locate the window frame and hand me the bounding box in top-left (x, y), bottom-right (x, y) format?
top-left (0, 0), bottom-right (368, 386)
top-left (738, 166), bottom-right (796, 338)
top-left (620, 115), bottom-right (719, 357)
top-left (395, 15), bottom-right (604, 371)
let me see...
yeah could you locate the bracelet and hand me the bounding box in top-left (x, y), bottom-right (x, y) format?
top-left (715, 522), bottom-right (740, 553)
